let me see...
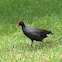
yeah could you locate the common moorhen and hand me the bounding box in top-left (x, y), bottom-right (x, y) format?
top-left (16, 21), bottom-right (52, 46)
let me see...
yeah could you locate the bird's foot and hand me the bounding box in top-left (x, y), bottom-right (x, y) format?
top-left (46, 42), bottom-right (50, 44)
top-left (42, 41), bottom-right (44, 43)
top-left (31, 44), bottom-right (32, 46)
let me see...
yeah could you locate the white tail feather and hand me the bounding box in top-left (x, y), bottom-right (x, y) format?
top-left (46, 33), bottom-right (52, 36)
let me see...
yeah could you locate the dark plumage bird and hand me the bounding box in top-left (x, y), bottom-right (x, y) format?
top-left (16, 21), bottom-right (52, 46)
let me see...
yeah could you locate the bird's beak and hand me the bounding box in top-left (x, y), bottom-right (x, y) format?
top-left (16, 21), bottom-right (20, 27)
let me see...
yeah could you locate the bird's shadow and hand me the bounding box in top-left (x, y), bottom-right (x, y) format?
top-left (11, 41), bottom-right (53, 52)
top-left (25, 42), bottom-right (53, 51)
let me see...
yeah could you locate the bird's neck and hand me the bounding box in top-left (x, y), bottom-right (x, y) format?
top-left (22, 25), bottom-right (26, 29)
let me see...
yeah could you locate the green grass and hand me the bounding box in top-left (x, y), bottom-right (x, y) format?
top-left (0, 0), bottom-right (62, 62)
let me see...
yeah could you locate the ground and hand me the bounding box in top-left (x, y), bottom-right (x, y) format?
top-left (0, 0), bottom-right (62, 62)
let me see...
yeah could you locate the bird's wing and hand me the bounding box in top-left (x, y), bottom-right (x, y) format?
top-left (24, 27), bottom-right (42, 37)
top-left (33, 28), bottom-right (52, 34)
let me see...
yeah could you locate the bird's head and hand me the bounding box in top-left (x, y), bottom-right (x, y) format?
top-left (16, 21), bottom-right (25, 27)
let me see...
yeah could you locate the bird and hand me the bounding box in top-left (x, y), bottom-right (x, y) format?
top-left (16, 21), bottom-right (52, 46)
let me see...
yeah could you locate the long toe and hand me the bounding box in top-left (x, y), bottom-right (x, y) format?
top-left (42, 41), bottom-right (44, 43)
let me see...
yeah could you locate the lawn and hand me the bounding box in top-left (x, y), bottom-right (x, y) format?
top-left (0, 0), bottom-right (62, 62)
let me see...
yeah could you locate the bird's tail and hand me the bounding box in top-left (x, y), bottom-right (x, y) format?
top-left (46, 31), bottom-right (53, 36)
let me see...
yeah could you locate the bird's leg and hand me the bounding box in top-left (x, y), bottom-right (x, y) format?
top-left (31, 40), bottom-right (33, 46)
